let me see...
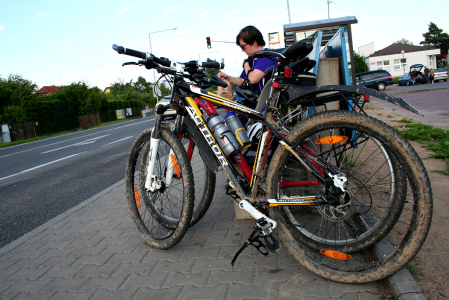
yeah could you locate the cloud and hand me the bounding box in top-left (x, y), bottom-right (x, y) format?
top-left (58, 42), bottom-right (68, 46)
top-left (198, 10), bottom-right (210, 17)
top-left (162, 6), bottom-right (185, 16)
top-left (117, 6), bottom-right (131, 14)
top-left (0, 25), bottom-right (4, 30)
top-left (35, 13), bottom-right (48, 18)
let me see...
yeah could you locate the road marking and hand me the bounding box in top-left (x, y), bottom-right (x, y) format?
top-left (40, 134), bottom-right (111, 154)
top-left (0, 152), bottom-right (86, 182)
top-left (101, 136), bottom-right (134, 147)
top-left (0, 117), bottom-right (155, 158)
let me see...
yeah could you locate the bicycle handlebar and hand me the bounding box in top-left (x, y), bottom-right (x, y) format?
top-left (203, 78), bottom-right (228, 87)
top-left (112, 44), bottom-right (147, 59)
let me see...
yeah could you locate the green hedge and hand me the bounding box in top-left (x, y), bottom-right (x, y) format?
top-left (22, 95), bottom-right (78, 135)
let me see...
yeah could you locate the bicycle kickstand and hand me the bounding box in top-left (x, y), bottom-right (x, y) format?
top-left (231, 218), bottom-right (281, 266)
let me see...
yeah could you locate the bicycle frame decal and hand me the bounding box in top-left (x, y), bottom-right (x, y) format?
top-left (183, 97), bottom-right (229, 167)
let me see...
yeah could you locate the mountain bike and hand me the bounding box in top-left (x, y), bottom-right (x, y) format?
top-left (113, 41), bottom-right (432, 283)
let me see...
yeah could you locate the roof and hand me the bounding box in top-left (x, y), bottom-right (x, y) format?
top-left (37, 86), bottom-right (60, 95)
top-left (368, 43), bottom-right (438, 58)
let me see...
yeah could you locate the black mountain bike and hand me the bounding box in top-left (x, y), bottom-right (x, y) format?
top-left (113, 41), bottom-right (432, 283)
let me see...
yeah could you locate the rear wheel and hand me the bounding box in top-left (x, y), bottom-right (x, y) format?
top-left (125, 127), bottom-right (194, 249)
top-left (376, 82), bottom-right (386, 90)
top-left (267, 110), bottom-right (432, 283)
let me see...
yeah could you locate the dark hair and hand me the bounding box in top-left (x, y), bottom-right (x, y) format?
top-left (236, 26), bottom-right (265, 47)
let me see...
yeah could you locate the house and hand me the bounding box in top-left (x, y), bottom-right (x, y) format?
top-left (103, 87), bottom-right (114, 94)
top-left (37, 86), bottom-right (60, 96)
top-left (364, 43), bottom-right (440, 77)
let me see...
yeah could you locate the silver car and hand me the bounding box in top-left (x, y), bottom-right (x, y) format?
top-left (433, 68), bottom-right (448, 82)
top-left (155, 96), bottom-right (176, 119)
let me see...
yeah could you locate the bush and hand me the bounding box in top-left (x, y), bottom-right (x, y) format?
top-left (392, 77), bottom-right (401, 84)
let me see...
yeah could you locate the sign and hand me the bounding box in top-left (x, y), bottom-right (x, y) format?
top-left (268, 32), bottom-right (280, 49)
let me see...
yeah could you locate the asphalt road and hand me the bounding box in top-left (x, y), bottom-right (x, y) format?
top-left (0, 116), bottom-right (156, 248)
top-left (370, 83), bottom-right (449, 129)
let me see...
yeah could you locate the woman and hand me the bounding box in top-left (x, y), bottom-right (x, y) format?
top-left (218, 26), bottom-right (277, 96)
top-left (430, 68), bottom-right (435, 84)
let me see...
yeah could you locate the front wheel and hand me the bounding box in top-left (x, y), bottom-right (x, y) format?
top-left (125, 127), bottom-right (194, 249)
top-left (266, 111), bottom-right (432, 283)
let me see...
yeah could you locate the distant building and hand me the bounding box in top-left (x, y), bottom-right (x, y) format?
top-left (103, 87), bottom-right (114, 94)
top-left (365, 43), bottom-right (440, 77)
top-left (37, 86), bottom-right (59, 96)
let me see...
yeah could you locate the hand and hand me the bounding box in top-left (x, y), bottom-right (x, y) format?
top-left (218, 72), bottom-right (228, 80)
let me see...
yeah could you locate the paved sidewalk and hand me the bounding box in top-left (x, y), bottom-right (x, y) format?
top-left (0, 171), bottom-right (388, 300)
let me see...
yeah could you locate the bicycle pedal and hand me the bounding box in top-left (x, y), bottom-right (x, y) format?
top-left (262, 235), bottom-right (281, 256)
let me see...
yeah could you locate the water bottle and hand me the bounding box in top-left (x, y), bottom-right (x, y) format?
top-left (225, 112), bottom-right (251, 150)
top-left (207, 113), bottom-right (241, 157)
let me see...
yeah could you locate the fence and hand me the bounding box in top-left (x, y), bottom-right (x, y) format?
top-left (99, 107), bottom-right (148, 123)
top-left (2, 122), bottom-right (37, 142)
top-left (79, 113), bottom-right (100, 129)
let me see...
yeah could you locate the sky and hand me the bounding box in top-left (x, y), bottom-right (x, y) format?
top-left (1, 0), bottom-right (448, 91)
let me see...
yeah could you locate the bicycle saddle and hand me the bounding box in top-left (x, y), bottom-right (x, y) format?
top-left (251, 41), bottom-right (313, 63)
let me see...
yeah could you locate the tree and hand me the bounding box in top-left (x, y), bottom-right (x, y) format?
top-left (0, 75), bottom-right (38, 109)
top-left (420, 22), bottom-right (449, 55)
top-left (353, 52), bottom-right (368, 74)
top-left (134, 76), bottom-right (153, 94)
top-left (395, 38), bottom-right (414, 45)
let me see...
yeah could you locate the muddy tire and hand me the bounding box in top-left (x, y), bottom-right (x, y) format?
top-left (267, 110), bottom-right (432, 283)
top-left (180, 124), bottom-right (216, 226)
top-left (125, 127), bottom-right (194, 249)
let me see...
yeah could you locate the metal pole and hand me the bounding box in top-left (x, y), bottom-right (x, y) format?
top-left (286, 0), bottom-right (291, 24)
top-left (328, 1), bottom-right (330, 18)
top-left (148, 28), bottom-right (176, 101)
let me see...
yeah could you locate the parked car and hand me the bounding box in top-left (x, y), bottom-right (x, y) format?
top-left (355, 70), bottom-right (394, 91)
top-left (433, 68), bottom-right (448, 82)
top-left (398, 73), bottom-right (414, 86)
top-left (155, 96), bottom-right (176, 119)
top-left (409, 64), bottom-right (427, 84)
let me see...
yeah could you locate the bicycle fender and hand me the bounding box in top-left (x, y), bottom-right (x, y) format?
top-left (184, 117), bottom-right (219, 173)
top-left (282, 85), bottom-right (422, 116)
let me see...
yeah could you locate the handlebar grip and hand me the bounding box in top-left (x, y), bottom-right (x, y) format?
top-left (200, 61), bottom-right (224, 69)
top-left (152, 55), bottom-right (171, 68)
top-left (112, 44), bottom-right (147, 59)
top-left (204, 78), bottom-right (228, 88)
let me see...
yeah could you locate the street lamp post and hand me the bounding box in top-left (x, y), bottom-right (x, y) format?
top-left (286, 0), bottom-right (291, 24)
top-left (327, 0), bottom-right (337, 19)
top-left (401, 50), bottom-right (405, 75)
top-left (149, 28), bottom-right (177, 101)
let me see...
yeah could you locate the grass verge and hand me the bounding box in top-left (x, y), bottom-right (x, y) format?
top-left (394, 118), bottom-right (449, 175)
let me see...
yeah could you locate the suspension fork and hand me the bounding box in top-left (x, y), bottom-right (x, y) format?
top-left (144, 113), bottom-right (164, 191)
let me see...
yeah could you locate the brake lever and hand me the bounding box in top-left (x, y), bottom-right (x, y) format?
top-left (122, 62), bottom-right (140, 67)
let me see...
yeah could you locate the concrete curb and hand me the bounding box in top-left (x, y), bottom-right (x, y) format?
top-left (388, 86), bottom-right (448, 95)
top-left (0, 179), bottom-right (125, 256)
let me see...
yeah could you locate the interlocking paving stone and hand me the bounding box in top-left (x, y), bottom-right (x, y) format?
top-left (179, 283), bottom-right (229, 300)
top-left (133, 286), bottom-right (183, 300)
top-left (39, 265), bottom-right (85, 280)
top-left (120, 273), bottom-right (168, 289)
top-left (162, 271), bottom-right (211, 288)
top-left (0, 174), bottom-right (391, 299)
top-left (78, 275), bottom-right (125, 292)
top-left (208, 269), bottom-right (255, 286)
top-left (91, 287), bottom-right (138, 300)
top-left (40, 277), bottom-right (89, 293)
top-left (193, 258), bottom-right (234, 272)
top-left (151, 258), bottom-right (196, 274)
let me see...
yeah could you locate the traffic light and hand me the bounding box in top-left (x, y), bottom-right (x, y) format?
top-left (206, 37), bottom-right (211, 49)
